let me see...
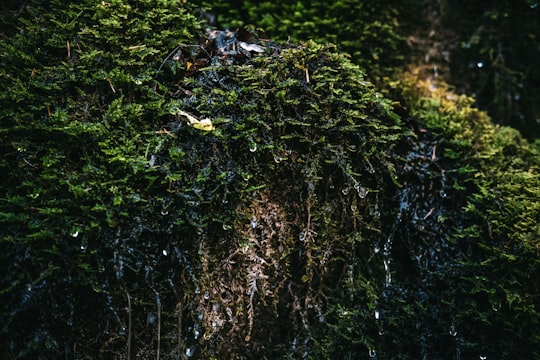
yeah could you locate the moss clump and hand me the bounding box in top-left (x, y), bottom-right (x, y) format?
top-left (196, 0), bottom-right (420, 85)
top-left (153, 32), bottom-right (409, 357)
top-left (1, 2), bottom-right (407, 356)
top-left (1, 1), bottom-right (539, 359)
top-left (0, 0), bottom-right (204, 357)
top-left (374, 69), bottom-right (540, 359)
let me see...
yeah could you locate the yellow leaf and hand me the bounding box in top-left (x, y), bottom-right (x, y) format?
top-left (177, 109), bottom-right (215, 131)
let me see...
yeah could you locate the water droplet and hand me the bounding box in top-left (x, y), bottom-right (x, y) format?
top-left (204, 291), bottom-right (210, 300)
top-left (347, 264), bottom-right (354, 282)
top-left (342, 187), bottom-right (349, 195)
top-left (249, 143), bottom-right (257, 152)
top-left (449, 325), bottom-right (457, 336)
top-left (119, 325), bottom-right (126, 336)
top-left (350, 204), bottom-right (357, 212)
top-left (71, 229), bottom-right (79, 238)
top-left (439, 190), bottom-right (447, 198)
top-left (299, 231), bottom-right (306, 242)
top-left (198, 309), bottom-right (204, 321)
top-left (148, 312), bottom-right (157, 326)
top-left (374, 309), bottom-right (380, 320)
top-left (477, 62), bottom-right (484, 68)
top-left (80, 242), bottom-right (87, 251)
top-left (385, 272), bottom-right (392, 287)
top-left (162, 249), bottom-right (168, 256)
top-left (356, 186), bottom-right (368, 198)
top-left (374, 243), bottom-right (380, 254)
top-left (160, 209), bottom-right (169, 216)
top-left (491, 300), bottom-right (501, 312)
top-left (347, 144), bottom-right (358, 152)
top-left (222, 223), bottom-right (232, 230)
top-left (273, 155), bottom-right (282, 163)
top-left (369, 349), bottom-right (377, 359)
top-left (251, 217), bottom-right (258, 229)
top-left (148, 154), bottom-right (157, 167)
top-left (185, 346), bottom-right (196, 357)
top-left (135, 78), bottom-right (142, 85)
top-left (480, 355), bottom-right (487, 360)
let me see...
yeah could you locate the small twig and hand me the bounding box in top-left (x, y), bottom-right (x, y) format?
top-left (126, 290), bottom-right (132, 359)
top-left (154, 44), bottom-right (211, 82)
top-left (67, 40), bottom-right (70, 59)
top-left (155, 129), bottom-right (177, 138)
top-left (423, 207), bottom-right (435, 220)
top-left (128, 44), bottom-right (146, 50)
top-left (156, 293), bottom-right (161, 360)
top-left (22, 157), bottom-right (38, 168)
top-left (154, 45), bottom-right (182, 80)
top-left (431, 141), bottom-right (437, 162)
top-left (177, 301), bottom-right (184, 359)
top-left (106, 78), bottom-right (116, 93)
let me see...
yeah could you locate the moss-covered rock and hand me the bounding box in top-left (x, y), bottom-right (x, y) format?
top-left (1, 1), bottom-right (539, 359)
top-left (1, 2), bottom-right (407, 357)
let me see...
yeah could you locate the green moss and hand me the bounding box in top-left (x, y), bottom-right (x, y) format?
top-left (197, 0), bottom-right (420, 85)
top-left (1, 1), bottom-right (539, 359)
top-left (1, 2), bottom-right (407, 355)
top-left (385, 70), bottom-right (540, 358)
